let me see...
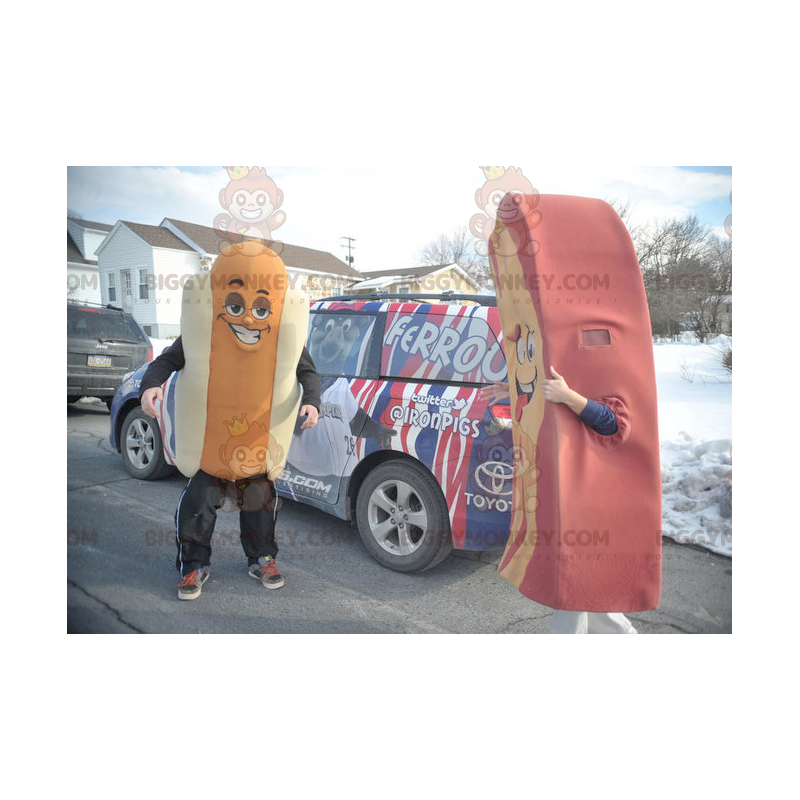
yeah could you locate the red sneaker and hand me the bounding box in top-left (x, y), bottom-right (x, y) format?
top-left (177, 568), bottom-right (210, 601)
top-left (248, 557), bottom-right (285, 589)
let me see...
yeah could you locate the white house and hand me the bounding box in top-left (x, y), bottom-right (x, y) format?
top-left (95, 218), bottom-right (362, 338)
top-left (67, 218), bottom-right (113, 305)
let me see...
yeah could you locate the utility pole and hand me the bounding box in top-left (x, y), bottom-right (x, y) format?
top-left (340, 236), bottom-right (356, 268)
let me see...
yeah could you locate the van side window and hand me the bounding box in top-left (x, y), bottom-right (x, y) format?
top-left (307, 312), bottom-right (377, 377)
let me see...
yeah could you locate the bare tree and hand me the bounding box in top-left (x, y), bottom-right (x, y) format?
top-left (636, 215), bottom-right (731, 340)
top-left (606, 197), bottom-right (642, 244)
top-left (417, 226), bottom-right (491, 287)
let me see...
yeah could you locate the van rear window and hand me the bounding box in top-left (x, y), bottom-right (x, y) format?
top-left (307, 312), bottom-right (377, 376)
top-left (382, 308), bottom-right (507, 384)
top-left (67, 306), bottom-right (149, 344)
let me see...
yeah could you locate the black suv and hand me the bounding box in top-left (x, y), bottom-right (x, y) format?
top-left (67, 302), bottom-right (152, 406)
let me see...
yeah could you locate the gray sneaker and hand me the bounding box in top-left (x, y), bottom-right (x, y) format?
top-left (177, 567), bottom-right (210, 601)
top-left (248, 557), bottom-right (285, 589)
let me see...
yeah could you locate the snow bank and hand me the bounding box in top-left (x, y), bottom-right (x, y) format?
top-left (654, 341), bottom-right (732, 557)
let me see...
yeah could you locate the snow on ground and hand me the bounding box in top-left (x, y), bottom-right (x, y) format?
top-left (148, 335), bottom-right (733, 557)
top-left (654, 334), bottom-right (732, 556)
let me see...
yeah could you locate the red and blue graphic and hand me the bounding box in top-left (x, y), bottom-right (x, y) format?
top-left (382, 304), bottom-right (506, 384)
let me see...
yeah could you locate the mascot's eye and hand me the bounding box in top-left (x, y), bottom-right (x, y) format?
top-left (489, 447), bottom-right (505, 462)
top-left (516, 337), bottom-right (525, 365)
top-left (513, 193), bottom-right (523, 206)
top-left (256, 193), bottom-right (267, 207)
top-left (224, 292), bottom-right (246, 317)
top-left (342, 320), bottom-right (352, 333)
top-left (490, 192), bottom-right (503, 207)
top-left (236, 449), bottom-right (247, 462)
top-left (325, 319), bottom-right (335, 333)
top-left (235, 193), bottom-right (247, 207)
top-left (527, 331), bottom-right (535, 361)
top-left (257, 448), bottom-right (267, 462)
top-left (252, 297), bottom-right (271, 320)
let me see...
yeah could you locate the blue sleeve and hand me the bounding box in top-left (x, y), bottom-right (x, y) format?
top-left (578, 399), bottom-right (618, 436)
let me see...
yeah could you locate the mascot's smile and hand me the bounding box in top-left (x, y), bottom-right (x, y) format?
top-left (224, 319), bottom-right (270, 345)
top-left (515, 367), bottom-right (538, 422)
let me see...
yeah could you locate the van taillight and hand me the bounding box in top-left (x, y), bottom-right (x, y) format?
top-left (491, 403), bottom-right (512, 420)
top-left (147, 347), bottom-right (153, 362)
top-left (489, 402), bottom-right (513, 429)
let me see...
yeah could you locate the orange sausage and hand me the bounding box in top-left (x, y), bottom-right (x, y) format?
top-left (175, 244), bottom-right (308, 481)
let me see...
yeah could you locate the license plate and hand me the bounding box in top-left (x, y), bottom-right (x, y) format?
top-left (88, 355), bottom-right (112, 367)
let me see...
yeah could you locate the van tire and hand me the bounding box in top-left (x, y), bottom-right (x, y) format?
top-left (120, 406), bottom-right (175, 481)
top-left (355, 460), bottom-right (452, 573)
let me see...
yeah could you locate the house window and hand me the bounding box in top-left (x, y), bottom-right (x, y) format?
top-left (107, 272), bottom-right (116, 302)
top-left (139, 269), bottom-right (149, 300)
top-left (397, 286), bottom-right (410, 294)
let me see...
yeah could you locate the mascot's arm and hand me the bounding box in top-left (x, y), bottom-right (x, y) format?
top-left (139, 337), bottom-right (185, 399)
top-left (296, 346), bottom-right (322, 410)
top-left (578, 399), bottom-right (618, 436)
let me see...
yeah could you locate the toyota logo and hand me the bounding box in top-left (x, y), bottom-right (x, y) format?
top-left (473, 461), bottom-right (514, 497)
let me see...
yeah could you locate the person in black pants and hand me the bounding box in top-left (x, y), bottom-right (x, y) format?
top-left (139, 337), bottom-right (321, 600)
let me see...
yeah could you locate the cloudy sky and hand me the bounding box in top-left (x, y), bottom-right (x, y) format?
top-left (67, 165), bottom-right (732, 273)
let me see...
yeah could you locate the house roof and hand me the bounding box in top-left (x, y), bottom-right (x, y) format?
top-left (347, 275), bottom-right (399, 291)
top-left (68, 217), bottom-right (114, 233)
top-left (121, 221), bottom-right (196, 251)
top-left (67, 233), bottom-right (96, 267)
top-left (163, 218), bottom-right (362, 279)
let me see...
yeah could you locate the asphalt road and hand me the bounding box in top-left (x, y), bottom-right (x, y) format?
top-left (67, 399), bottom-right (732, 634)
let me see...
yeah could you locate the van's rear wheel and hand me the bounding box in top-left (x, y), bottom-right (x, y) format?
top-left (355, 460), bottom-right (452, 573)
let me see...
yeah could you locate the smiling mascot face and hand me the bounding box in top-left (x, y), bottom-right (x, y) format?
top-left (173, 245), bottom-right (308, 481)
top-left (215, 278), bottom-right (274, 349)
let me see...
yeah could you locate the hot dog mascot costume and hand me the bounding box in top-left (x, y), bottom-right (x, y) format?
top-left (139, 240), bottom-right (317, 598)
top-left (175, 243), bottom-right (308, 482)
top-left (488, 194), bottom-right (661, 614)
